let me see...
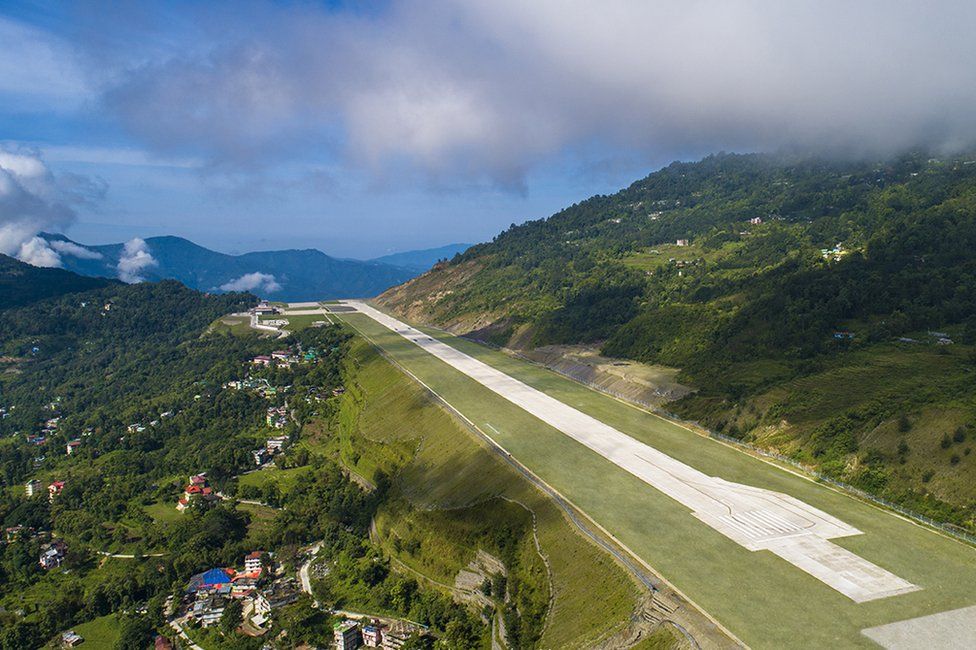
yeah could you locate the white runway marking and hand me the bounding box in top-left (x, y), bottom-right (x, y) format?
top-left (345, 301), bottom-right (919, 603)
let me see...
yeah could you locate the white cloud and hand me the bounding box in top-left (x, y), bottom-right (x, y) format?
top-left (0, 149), bottom-right (80, 267)
top-left (49, 239), bottom-right (103, 260)
top-left (117, 238), bottom-right (157, 283)
top-left (219, 272), bottom-right (282, 294)
top-left (98, 0), bottom-right (976, 185)
top-left (14, 236), bottom-right (62, 268)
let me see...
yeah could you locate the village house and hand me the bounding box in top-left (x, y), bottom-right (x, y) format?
top-left (675, 238), bottom-right (690, 246)
top-left (190, 595), bottom-right (227, 627)
top-left (252, 355), bottom-right (273, 366)
top-left (749, 216), bottom-right (763, 224)
top-left (231, 576), bottom-right (260, 599)
top-left (5, 525), bottom-right (33, 542)
top-left (25, 479), bottom-right (41, 497)
top-left (251, 448), bottom-right (271, 466)
top-left (61, 631), bottom-right (84, 647)
top-left (48, 481), bottom-right (65, 502)
top-left (39, 540), bottom-right (67, 569)
top-left (271, 349), bottom-right (292, 362)
top-left (362, 624), bottom-right (383, 647)
top-left (266, 435), bottom-right (289, 451)
top-left (245, 551), bottom-right (265, 573)
top-left (266, 406), bottom-right (288, 429)
top-left (334, 620), bottom-right (362, 650)
top-left (154, 635), bottom-right (174, 650)
top-left (382, 622), bottom-right (423, 649)
top-left (66, 440), bottom-right (81, 455)
top-left (252, 577), bottom-right (300, 619)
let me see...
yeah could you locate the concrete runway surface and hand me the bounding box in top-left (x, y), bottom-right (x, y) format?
top-left (344, 300), bottom-right (918, 603)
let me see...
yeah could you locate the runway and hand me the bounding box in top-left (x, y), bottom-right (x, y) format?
top-left (343, 300), bottom-right (919, 603)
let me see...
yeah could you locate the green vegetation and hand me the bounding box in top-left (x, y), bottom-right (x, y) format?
top-left (0, 254), bottom-right (113, 309)
top-left (324, 338), bottom-right (643, 649)
top-left (337, 310), bottom-right (976, 649)
top-left (378, 152), bottom-right (976, 525)
top-left (62, 613), bottom-right (121, 648)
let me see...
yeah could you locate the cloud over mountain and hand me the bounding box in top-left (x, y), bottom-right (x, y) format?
top-left (219, 271), bottom-right (281, 294)
top-left (117, 238), bottom-right (157, 283)
top-left (96, 0), bottom-right (976, 185)
top-left (0, 149), bottom-right (80, 267)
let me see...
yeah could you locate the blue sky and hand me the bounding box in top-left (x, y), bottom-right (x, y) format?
top-left (2, 1), bottom-right (975, 261)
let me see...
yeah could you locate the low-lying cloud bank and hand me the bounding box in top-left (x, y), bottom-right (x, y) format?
top-left (49, 239), bottom-right (103, 260)
top-left (94, 0), bottom-right (976, 185)
top-left (219, 272), bottom-right (281, 294)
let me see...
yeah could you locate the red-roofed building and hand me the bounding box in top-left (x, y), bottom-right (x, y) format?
top-left (245, 551), bottom-right (265, 573)
top-left (177, 476), bottom-right (218, 512)
top-left (48, 481), bottom-right (65, 502)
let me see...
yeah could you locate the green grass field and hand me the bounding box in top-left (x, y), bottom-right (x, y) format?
top-left (237, 465), bottom-right (309, 496)
top-left (65, 614), bottom-right (121, 649)
top-left (335, 310), bottom-right (976, 649)
top-left (144, 500), bottom-right (183, 524)
top-left (335, 338), bottom-right (642, 648)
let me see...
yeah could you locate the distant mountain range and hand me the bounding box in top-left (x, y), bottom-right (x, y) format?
top-left (37, 234), bottom-right (470, 300)
top-left (370, 243), bottom-right (470, 272)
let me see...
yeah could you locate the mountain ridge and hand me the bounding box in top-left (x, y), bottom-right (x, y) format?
top-left (38, 233), bottom-right (464, 300)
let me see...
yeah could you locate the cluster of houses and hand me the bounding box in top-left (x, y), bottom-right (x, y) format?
top-left (24, 478), bottom-right (72, 502)
top-left (2, 525), bottom-right (66, 571)
top-left (266, 405), bottom-right (289, 429)
top-left (334, 618), bottom-right (424, 649)
top-left (252, 435), bottom-right (290, 466)
top-left (182, 552), bottom-right (300, 630)
top-left (176, 474), bottom-right (219, 512)
top-left (250, 346), bottom-right (322, 369)
top-left (224, 377), bottom-right (286, 399)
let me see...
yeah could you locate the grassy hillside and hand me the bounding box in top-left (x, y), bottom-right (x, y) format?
top-left (378, 151), bottom-right (976, 529)
top-left (324, 337), bottom-right (656, 649)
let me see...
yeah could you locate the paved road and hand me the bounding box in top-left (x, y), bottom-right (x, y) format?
top-left (299, 541), bottom-right (324, 606)
top-left (343, 300), bottom-right (916, 604)
top-left (169, 617), bottom-right (203, 650)
top-left (96, 550), bottom-right (167, 559)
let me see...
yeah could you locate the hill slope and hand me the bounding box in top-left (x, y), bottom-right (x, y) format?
top-left (378, 151), bottom-right (976, 530)
top-left (0, 253), bottom-right (114, 309)
top-left (42, 234), bottom-right (417, 300)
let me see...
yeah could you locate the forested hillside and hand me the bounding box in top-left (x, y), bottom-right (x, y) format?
top-left (379, 152), bottom-right (976, 531)
top-left (0, 254), bottom-right (113, 309)
top-left (0, 267), bottom-right (499, 649)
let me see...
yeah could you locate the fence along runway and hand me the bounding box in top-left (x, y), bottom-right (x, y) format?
top-left (344, 300), bottom-right (918, 603)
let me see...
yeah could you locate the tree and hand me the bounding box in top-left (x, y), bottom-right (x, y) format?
top-left (115, 615), bottom-right (153, 650)
top-left (220, 599), bottom-right (243, 635)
